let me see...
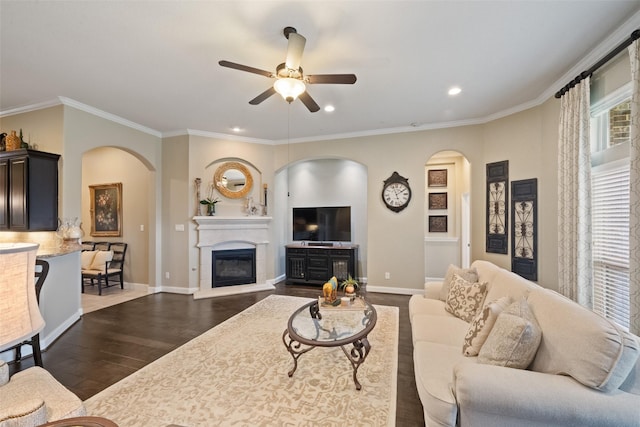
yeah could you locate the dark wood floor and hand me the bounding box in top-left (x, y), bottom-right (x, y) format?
top-left (9, 283), bottom-right (425, 426)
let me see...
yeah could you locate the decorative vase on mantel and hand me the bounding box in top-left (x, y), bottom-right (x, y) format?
top-left (207, 204), bottom-right (216, 216)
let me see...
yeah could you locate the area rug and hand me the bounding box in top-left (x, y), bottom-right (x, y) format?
top-left (84, 294), bottom-right (399, 426)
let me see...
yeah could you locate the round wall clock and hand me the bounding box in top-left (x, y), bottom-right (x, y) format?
top-left (382, 171), bottom-right (411, 212)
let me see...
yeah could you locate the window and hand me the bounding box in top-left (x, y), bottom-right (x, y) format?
top-left (592, 161), bottom-right (630, 329)
top-left (590, 89), bottom-right (631, 330)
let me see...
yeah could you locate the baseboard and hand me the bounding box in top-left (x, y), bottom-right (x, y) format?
top-left (159, 286), bottom-right (198, 295)
top-left (40, 310), bottom-right (82, 350)
top-left (366, 285), bottom-right (423, 296)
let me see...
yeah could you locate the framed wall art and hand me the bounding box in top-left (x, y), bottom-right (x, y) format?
top-left (511, 178), bottom-right (537, 280)
top-left (90, 182), bottom-right (123, 237)
top-left (486, 160), bottom-right (509, 254)
top-left (427, 169), bottom-right (447, 187)
top-left (428, 215), bottom-right (448, 233)
top-left (428, 192), bottom-right (447, 210)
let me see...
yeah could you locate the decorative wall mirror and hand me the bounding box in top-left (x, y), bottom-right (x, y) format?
top-left (214, 161), bottom-right (253, 199)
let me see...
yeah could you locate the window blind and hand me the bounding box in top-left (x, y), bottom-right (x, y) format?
top-left (592, 164), bottom-right (630, 329)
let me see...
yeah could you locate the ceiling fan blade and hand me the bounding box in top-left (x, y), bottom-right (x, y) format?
top-left (249, 87), bottom-right (277, 105)
top-left (219, 60), bottom-right (273, 78)
top-left (285, 32), bottom-right (306, 71)
top-left (298, 91), bottom-right (320, 113)
top-left (307, 74), bottom-right (357, 84)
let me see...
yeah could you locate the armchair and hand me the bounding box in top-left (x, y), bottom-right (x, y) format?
top-left (0, 243), bottom-right (86, 425)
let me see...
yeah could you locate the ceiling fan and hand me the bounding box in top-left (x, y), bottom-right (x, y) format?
top-left (218, 26), bottom-right (357, 112)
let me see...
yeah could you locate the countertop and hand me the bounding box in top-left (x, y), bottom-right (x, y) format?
top-left (37, 246), bottom-right (82, 259)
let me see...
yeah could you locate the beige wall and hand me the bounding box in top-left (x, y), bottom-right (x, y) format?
top-left (0, 96), bottom-right (563, 294)
top-left (1, 105), bottom-right (163, 288)
top-left (481, 97), bottom-right (560, 290)
top-left (161, 135), bottom-right (191, 290)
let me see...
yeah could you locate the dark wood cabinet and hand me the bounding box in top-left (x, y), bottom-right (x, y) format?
top-left (0, 149), bottom-right (60, 231)
top-left (286, 244), bottom-right (358, 285)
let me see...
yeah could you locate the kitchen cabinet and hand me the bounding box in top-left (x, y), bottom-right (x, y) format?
top-left (0, 149), bottom-right (60, 231)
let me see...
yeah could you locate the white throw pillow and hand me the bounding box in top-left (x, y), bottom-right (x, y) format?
top-left (462, 296), bottom-right (512, 356)
top-left (439, 264), bottom-right (479, 301)
top-left (478, 297), bottom-right (542, 369)
top-left (444, 273), bottom-right (488, 322)
top-left (81, 250), bottom-right (97, 270)
top-left (89, 250), bottom-right (113, 271)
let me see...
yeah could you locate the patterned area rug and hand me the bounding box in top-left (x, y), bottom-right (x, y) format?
top-left (84, 295), bottom-right (399, 426)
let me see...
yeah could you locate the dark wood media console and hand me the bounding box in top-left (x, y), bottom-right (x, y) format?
top-left (285, 243), bottom-right (358, 285)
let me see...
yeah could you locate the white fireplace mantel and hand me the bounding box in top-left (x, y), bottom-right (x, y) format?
top-left (194, 216), bottom-right (274, 299)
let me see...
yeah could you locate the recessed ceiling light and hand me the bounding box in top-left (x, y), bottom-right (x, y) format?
top-left (231, 126), bottom-right (241, 132)
top-left (448, 87), bottom-right (462, 96)
top-left (324, 105), bottom-right (335, 112)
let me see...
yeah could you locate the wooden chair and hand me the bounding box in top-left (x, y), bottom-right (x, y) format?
top-left (81, 241), bottom-right (96, 251)
top-left (81, 243), bottom-right (127, 295)
top-left (93, 241), bottom-right (111, 251)
top-left (10, 259), bottom-right (49, 367)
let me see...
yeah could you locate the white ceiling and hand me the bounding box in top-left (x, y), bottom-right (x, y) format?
top-left (1, 1), bottom-right (640, 143)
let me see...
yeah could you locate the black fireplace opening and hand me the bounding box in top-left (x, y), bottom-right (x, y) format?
top-left (212, 248), bottom-right (256, 287)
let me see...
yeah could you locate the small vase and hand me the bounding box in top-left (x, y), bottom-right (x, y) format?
top-left (207, 204), bottom-right (216, 216)
top-left (5, 130), bottom-right (20, 151)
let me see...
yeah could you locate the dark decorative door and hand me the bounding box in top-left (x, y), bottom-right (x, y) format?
top-left (486, 161), bottom-right (508, 253)
top-left (511, 178), bottom-right (537, 280)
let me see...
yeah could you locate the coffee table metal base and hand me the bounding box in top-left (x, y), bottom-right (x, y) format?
top-left (282, 331), bottom-right (372, 390)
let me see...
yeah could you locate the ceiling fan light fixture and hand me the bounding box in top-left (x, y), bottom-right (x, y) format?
top-left (274, 77), bottom-right (306, 103)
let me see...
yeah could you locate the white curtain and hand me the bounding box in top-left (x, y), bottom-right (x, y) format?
top-left (558, 77), bottom-right (593, 307)
top-left (628, 40), bottom-right (640, 335)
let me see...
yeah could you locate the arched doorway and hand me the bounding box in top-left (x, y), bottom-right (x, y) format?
top-left (424, 150), bottom-right (471, 280)
top-left (80, 146), bottom-right (153, 297)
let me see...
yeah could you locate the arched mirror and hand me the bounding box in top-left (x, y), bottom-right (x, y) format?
top-left (214, 161), bottom-right (253, 199)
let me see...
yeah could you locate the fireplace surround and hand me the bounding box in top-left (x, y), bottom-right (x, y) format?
top-left (194, 216), bottom-right (273, 299)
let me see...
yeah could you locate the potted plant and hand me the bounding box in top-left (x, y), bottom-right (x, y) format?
top-left (200, 197), bottom-right (220, 216)
top-left (340, 275), bottom-right (359, 296)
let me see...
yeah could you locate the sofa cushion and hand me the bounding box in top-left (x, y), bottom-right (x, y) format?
top-left (0, 398), bottom-right (47, 427)
top-left (412, 314), bottom-right (471, 346)
top-left (463, 296), bottom-right (512, 356)
top-left (414, 341), bottom-right (477, 427)
top-left (439, 264), bottom-right (478, 301)
top-left (445, 274), bottom-right (488, 322)
top-left (478, 298), bottom-right (542, 369)
top-left (483, 268), bottom-right (534, 306)
top-left (528, 287), bottom-right (640, 392)
top-left (409, 295), bottom-right (452, 322)
top-left (80, 250), bottom-right (97, 270)
top-left (88, 250), bottom-right (113, 271)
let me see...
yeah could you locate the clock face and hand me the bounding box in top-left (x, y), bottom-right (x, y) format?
top-left (382, 172), bottom-right (411, 212)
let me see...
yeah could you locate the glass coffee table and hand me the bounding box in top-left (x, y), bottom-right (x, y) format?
top-left (282, 297), bottom-right (377, 390)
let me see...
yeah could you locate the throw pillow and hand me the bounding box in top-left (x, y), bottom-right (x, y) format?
top-left (89, 250), bottom-right (114, 271)
top-left (444, 273), bottom-right (488, 322)
top-left (478, 297), bottom-right (542, 369)
top-left (81, 250), bottom-right (97, 270)
top-left (462, 296), bottom-right (512, 356)
top-left (439, 264), bottom-right (479, 301)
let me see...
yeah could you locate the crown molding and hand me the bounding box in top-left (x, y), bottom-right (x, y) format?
top-left (58, 97), bottom-right (162, 138)
top-left (164, 129), bottom-right (273, 145)
top-left (0, 99), bottom-right (63, 117)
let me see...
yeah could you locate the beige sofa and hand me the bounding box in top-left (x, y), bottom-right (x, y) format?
top-left (409, 260), bottom-right (640, 427)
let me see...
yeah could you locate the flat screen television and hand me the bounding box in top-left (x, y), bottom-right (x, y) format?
top-left (292, 206), bottom-right (351, 242)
